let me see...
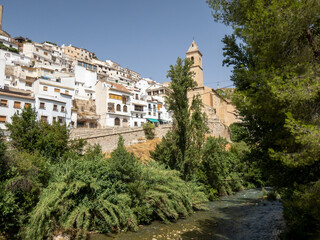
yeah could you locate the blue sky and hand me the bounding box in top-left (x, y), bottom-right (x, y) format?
top-left (1, 0), bottom-right (233, 88)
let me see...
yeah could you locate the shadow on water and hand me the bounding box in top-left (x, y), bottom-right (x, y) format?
top-left (90, 189), bottom-right (285, 240)
top-left (181, 200), bottom-right (284, 240)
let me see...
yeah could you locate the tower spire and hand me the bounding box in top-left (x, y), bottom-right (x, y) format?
top-left (186, 40), bottom-right (203, 87)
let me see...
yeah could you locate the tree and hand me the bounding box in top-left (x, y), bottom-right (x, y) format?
top-left (207, 0), bottom-right (320, 236)
top-left (151, 57), bottom-right (208, 179)
top-left (6, 106), bottom-right (70, 160)
top-left (6, 105), bottom-right (40, 152)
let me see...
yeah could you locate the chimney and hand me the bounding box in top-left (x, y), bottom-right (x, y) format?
top-left (0, 5), bottom-right (3, 30)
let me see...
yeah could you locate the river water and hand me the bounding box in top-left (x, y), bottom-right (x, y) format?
top-left (89, 188), bottom-right (285, 240)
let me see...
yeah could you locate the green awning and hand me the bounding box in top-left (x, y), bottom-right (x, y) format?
top-left (147, 118), bottom-right (159, 123)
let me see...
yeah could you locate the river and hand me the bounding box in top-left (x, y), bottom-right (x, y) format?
top-left (89, 188), bottom-right (285, 240)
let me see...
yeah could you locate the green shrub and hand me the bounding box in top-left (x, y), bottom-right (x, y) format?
top-left (229, 123), bottom-right (248, 143)
top-left (0, 150), bottom-right (50, 239)
top-left (282, 181), bottom-right (320, 239)
top-left (25, 137), bottom-right (207, 239)
top-left (198, 137), bottom-right (244, 197)
top-left (143, 122), bottom-right (155, 139)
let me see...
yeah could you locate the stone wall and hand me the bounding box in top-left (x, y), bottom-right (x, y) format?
top-left (70, 118), bottom-right (231, 152)
top-left (70, 124), bottom-right (172, 152)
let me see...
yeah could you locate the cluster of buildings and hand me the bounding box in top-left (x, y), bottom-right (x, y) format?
top-left (0, 6), bottom-right (172, 129)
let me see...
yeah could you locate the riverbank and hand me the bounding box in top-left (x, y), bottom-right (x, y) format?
top-left (89, 189), bottom-right (285, 240)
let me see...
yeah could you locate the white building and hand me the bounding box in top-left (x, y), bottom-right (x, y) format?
top-left (22, 42), bottom-right (52, 66)
top-left (33, 73), bottom-right (75, 126)
top-left (0, 88), bottom-right (34, 129)
top-left (96, 80), bottom-right (132, 127)
top-left (130, 88), bottom-right (147, 127)
top-left (74, 61), bottom-right (97, 100)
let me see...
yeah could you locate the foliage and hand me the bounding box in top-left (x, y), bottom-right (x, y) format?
top-left (25, 137), bottom-right (207, 239)
top-left (0, 43), bottom-right (19, 53)
top-left (6, 106), bottom-right (75, 161)
top-left (152, 57), bottom-right (208, 179)
top-left (42, 41), bottom-right (57, 46)
top-left (282, 180), bottom-right (320, 239)
top-left (197, 137), bottom-right (244, 199)
top-left (207, 0), bottom-right (320, 236)
top-left (143, 122), bottom-right (155, 139)
top-left (229, 122), bottom-right (247, 143)
top-left (0, 150), bottom-right (50, 239)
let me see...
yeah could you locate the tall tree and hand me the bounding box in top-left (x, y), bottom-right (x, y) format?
top-left (151, 57), bottom-right (208, 179)
top-left (207, 0), bottom-right (320, 236)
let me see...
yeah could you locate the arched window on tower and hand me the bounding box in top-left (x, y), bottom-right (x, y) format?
top-left (191, 56), bottom-right (194, 63)
top-left (116, 104), bottom-right (121, 111)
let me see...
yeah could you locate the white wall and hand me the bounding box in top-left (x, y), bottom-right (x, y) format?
top-left (0, 94), bottom-right (34, 129)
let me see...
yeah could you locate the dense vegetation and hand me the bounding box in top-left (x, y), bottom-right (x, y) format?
top-left (151, 58), bottom-right (260, 200)
top-left (207, 0), bottom-right (320, 238)
top-left (0, 107), bottom-right (207, 239)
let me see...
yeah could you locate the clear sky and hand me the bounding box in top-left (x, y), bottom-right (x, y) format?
top-left (1, 0), bottom-right (233, 89)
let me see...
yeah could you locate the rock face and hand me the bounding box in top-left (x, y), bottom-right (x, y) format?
top-left (53, 234), bottom-right (71, 240)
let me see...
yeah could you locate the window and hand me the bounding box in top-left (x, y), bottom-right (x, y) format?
top-left (122, 96), bottom-right (127, 104)
top-left (153, 113), bottom-right (156, 116)
top-left (123, 119), bottom-right (128, 127)
top-left (148, 92), bottom-right (151, 96)
top-left (140, 114), bottom-right (143, 118)
top-left (115, 118), bottom-right (120, 126)
top-left (65, 90), bottom-right (69, 95)
top-left (149, 112), bottom-right (151, 115)
top-left (61, 106), bottom-right (65, 112)
top-left (123, 105), bottom-right (128, 112)
top-left (26, 82), bottom-right (32, 87)
top-left (109, 94), bottom-right (122, 100)
top-left (53, 104), bottom-right (58, 111)
top-left (58, 117), bottom-right (64, 124)
top-left (136, 114), bottom-right (138, 118)
top-left (135, 94), bottom-right (138, 100)
top-left (25, 103), bottom-right (31, 108)
top-left (36, 48), bottom-right (39, 52)
top-left (134, 122), bottom-right (138, 126)
top-left (0, 99), bottom-right (8, 107)
top-left (108, 103), bottom-right (114, 113)
top-left (52, 117), bottom-right (56, 122)
top-left (44, 52), bottom-right (48, 56)
top-left (54, 88), bottom-right (60, 93)
top-left (14, 101), bottom-right (21, 108)
top-left (39, 102), bottom-right (45, 109)
top-left (157, 104), bottom-right (162, 110)
top-left (40, 116), bottom-right (48, 122)
top-left (134, 105), bottom-right (143, 112)
top-left (0, 116), bottom-right (6, 123)
top-left (116, 104), bottom-right (121, 111)
top-left (43, 86), bottom-right (48, 91)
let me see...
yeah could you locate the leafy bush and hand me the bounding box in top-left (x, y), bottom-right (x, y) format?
top-left (6, 106), bottom-right (81, 161)
top-left (25, 136), bottom-right (207, 239)
top-left (0, 150), bottom-right (50, 239)
top-left (229, 122), bottom-right (248, 143)
top-left (282, 181), bottom-right (320, 239)
top-left (143, 122), bottom-right (155, 139)
top-left (197, 137), bottom-right (244, 199)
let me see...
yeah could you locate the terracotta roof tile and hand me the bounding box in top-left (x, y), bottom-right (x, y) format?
top-left (104, 80), bottom-right (131, 94)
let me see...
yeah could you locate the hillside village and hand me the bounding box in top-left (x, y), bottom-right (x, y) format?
top-left (0, 5), bottom-right (238, 134)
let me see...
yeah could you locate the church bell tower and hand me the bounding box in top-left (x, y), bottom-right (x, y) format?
top-left (186, 40), bottom-right (203, 87)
